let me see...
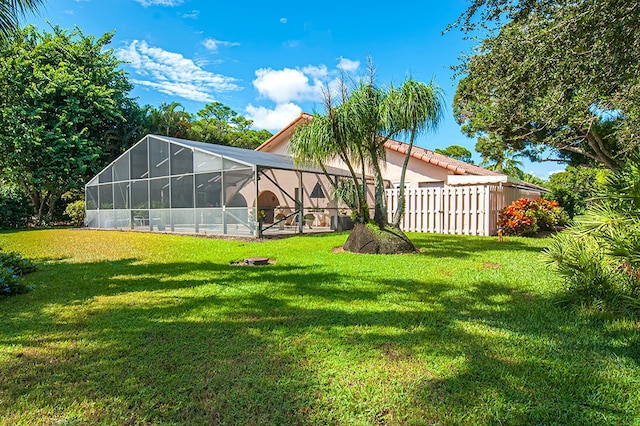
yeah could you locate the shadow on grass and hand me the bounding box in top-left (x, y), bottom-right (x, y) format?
top-left (0, 255), bottom-right (638, 424)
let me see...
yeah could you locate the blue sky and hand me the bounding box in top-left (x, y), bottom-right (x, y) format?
top-left (26, 0), bottom-right (563, 178)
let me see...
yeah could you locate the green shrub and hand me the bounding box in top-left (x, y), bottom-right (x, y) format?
top-left (544, 152), bottom-right (640, 311)
top-left (64, 200), bottom-right (86, 227)
top-left (0, 187), bottom-right (32, 229)
top-left (0, 248), bottom-right (36, 296)
top-left (546, 187), bottom-right (581, 219)
top-left (545, 231), bottom-right (640, 310)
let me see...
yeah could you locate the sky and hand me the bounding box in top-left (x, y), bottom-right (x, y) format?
top-left (26, 0), bottom-right (563, 179)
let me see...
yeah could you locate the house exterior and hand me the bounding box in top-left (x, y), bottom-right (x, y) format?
top-left (257, 113), bottom-right (547, 236)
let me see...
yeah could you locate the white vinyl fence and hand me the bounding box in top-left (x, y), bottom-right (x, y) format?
top-left (386, 185), bottom-right (542, 236)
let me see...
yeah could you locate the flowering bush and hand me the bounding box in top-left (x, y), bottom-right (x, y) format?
top-left (498, 198), bottom-right (566, 236)
top-left (0, 248), bottom-right (36, 296)
top-left (0, 267), bottom-right (27, 296)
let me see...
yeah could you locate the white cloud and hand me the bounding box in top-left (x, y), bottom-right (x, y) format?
top-left (116, 40), bottom-right (240, 103)
top-left (337, 56), bottom-right (360, 73)
top-left (245, 103), bottom-right (302, 131)
top-left (284, 40), bottom-right (300, 48)
top-left (134, 0), bottom-right (183, 6)
top-left (202, 38), bottom-right (240, 52)
top-left (248, 61), bottom-right (359, 130)
top-left (182, 10), bottom-right (199, 18)
top-left (302, 64), bottom-right (329, 79)
top-left (280, 17), bottom-right (288, 24)
top-left (547, 169), bottom-right (566, 178)
top-left (253, 67), bottom-right (324, 104)
top-left (131, 80), bottom-right (214, 102)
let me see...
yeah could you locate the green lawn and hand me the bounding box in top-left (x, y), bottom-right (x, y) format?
top-left (1, 229), bottom-right (638, 425)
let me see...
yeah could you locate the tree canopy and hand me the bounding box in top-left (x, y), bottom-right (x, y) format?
top-left (453, 0), bottom-right (640, 170)
top-left (434, 145), bottom-right (473, 164)
top-left (0, 25), bottom-right (137, 221)
top-left (141, 101), bottom-right (272, 150)
top-left (289, 69), bottom-right (444, 253)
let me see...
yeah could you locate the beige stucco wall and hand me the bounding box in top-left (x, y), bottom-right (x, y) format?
top-left (380, 150), bottom-right (451, 188)
top-left (263, 141), bottom-right (291, 156)
top-left (263, 135), bottom-right (453, 188)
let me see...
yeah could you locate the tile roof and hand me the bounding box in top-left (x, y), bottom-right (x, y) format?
top-left (383, 139), bottom-right (503, 177)
top-left (257, 112), bottom-right (503, 177)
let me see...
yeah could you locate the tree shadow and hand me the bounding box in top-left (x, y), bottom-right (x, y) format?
top-left (0, 254), bottom-right (638, 424)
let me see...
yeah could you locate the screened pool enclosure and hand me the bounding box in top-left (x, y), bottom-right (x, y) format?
top-left (85, 135), bottom-right (356, 237)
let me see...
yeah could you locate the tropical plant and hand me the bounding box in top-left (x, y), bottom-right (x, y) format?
top-left (188, 101), bottom-right (272, 149)
top-left (475, 135), bottom-right (525, 178)
top-left (290, 63), bottom-right (444, 252)
top-left (144, 102), bottom-right (193, 138)
top-left (498, 197), bottom-right (565, 236)
top-left (384, 78), bottom-right (445, 227)
top-left (545, 151), bottom-right (640, 310)
top-left (434, 145), bottom-right (473, 163)
top-left (544, 165), bottom-right (607, 218)
top-left (0, 0), bottom-right (45, 42)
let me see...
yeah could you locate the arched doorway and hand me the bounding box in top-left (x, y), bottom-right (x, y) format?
top-left (256, 190), bottom-right (280, 223)
top-left (227, 193), bottom-right (248, 224)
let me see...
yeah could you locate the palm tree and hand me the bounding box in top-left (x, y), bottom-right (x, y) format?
top-left (476, 135), bottom-right (525, 178)
top-left (144, 102), bottom-right (192, 138)
top-left (545, 151), bottom-right (640, 309)
top-left (290, 68), bottom-right (445, 253)
top-left (382, 79), bottom-right (445, 227)
top-left (0, 0), bottom-right (46, 42)
top-left (289, 82), bottom-right (371, 223)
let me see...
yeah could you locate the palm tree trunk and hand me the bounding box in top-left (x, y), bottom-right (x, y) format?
top-left (370, 148), bottom-right (387, 228)
top-left (392, 130), bottom-right (416, 227)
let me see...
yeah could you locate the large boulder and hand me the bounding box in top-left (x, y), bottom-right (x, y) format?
top-left (343, 223), bottom-right (416, 254)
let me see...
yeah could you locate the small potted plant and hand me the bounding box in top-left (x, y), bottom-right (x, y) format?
top-left (303, 213), bottom-right (315, 228)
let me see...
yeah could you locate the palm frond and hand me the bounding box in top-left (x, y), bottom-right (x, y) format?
top-left (0, 0), bottom-right (45, 42)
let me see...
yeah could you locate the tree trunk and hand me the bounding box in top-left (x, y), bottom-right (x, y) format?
top-left (392, 131), bottom-right (416, 227)
top-left (369, 148), bottom-right (387, 228)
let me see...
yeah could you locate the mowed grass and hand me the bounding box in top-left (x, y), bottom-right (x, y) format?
top-left (0, 229), bottom-right (639, 425)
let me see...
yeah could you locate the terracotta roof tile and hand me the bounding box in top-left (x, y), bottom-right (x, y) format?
top-left (256, 112), bottom-right (503, 178)
top-left (384, 139), bottom-right (503, 177)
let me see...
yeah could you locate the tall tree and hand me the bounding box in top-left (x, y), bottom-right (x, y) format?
top-left (289, 80), bottom-right (372, 225)
top-left (188, 102), bottom-right (271, 149)
top-left (453, 0), bottom-right (640, 170)
top-left (144, 102), bottom-right (192, 138)
top-left (435, 145), bottom-right (473, 163)
top-left (0, 25), bottom-right (137, 221)
top-left (290, 70), bottom-right (444, 253)
top-left (475, 135), bottom-right (525, 177)
top-left (383, 79), bottom-right (444, 226)
top-left (0, 0), bottom-right (45, 42)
